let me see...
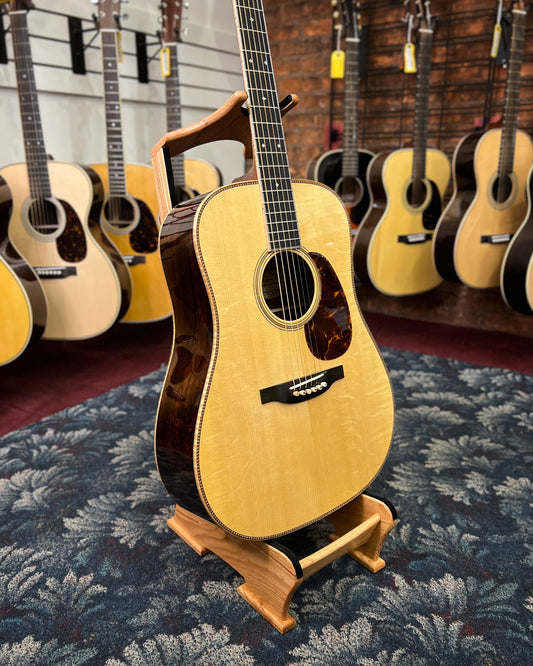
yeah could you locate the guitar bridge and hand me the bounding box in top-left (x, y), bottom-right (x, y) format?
top-left (397, 233), bottom-right (433, 244)
top-left (480, 234), bottom-right (513, 244)
top-left (35, 266), bottom-right (77, 279)
top-left (260, 365), bottom-right (344, 405)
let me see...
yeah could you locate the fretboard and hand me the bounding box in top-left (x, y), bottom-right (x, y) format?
top-left (412, 28), bottom-right (433, 185)
top-left (342, 36), bottom-right (360, 179)
top-left (233, 0), bottom-right (300, 251)
top-left (498, 8), bottom-right (527, 187)
top-left (10, 9), bottom-right (51, 199)
top-left (101, 30), bottom-right (126, 195)
top-left (165, 42), bottom-right (185, 189)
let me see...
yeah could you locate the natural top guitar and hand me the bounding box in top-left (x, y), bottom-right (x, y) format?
top-left (154, 0), bottom-right (394, 540)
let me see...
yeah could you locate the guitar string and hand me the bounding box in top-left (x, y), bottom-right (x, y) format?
top-left (251, 0), bottom-right (322, 383)
top-left (237, 1), bottom-right (311, 387)
top-left (238, 0), bottom-right (322, 389)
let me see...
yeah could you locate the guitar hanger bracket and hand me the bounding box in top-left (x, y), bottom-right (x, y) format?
top-left (0, 11), bottom-right (8, 65)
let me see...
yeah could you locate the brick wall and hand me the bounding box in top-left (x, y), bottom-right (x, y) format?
top-left (263, 0), bottom-right (533, 178)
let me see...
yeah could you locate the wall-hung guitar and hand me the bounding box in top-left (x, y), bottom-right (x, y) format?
top-left (0, 173), bottom-right (47, 365)
top-left (90, 0), bottom-right (172, 323)
top-left (306, 0), bottom-right (373, 229)
top-left (452, 0), bottom-right (533, 289)
top-left (154, 0), bottom-right (394, 540)
top-left (353, 0), bottom-right (450, 296)
top-left (500, 164), bottom-right (533, 315)
top-left (1, 0), bottom-right (125, 341)
top-left (160, 0), bottom-right (222, 201)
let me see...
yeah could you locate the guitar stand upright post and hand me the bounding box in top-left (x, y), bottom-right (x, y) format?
top-left (167, 493), bottom-right (397, 634)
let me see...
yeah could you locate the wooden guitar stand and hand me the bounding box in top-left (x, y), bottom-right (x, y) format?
top-left (168, 493), bottom-right (397, 634)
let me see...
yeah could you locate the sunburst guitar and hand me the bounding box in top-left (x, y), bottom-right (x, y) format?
top-left (0, 174), bottom-right (47, 365)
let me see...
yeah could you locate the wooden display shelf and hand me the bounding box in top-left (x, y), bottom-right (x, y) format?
top-left (168, 493), bottom-right (397, 634)
top-left (356, 281), bottom-right (533, 338)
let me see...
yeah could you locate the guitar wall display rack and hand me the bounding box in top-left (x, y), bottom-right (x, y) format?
top-left (151, 0), bottom-right (396, 632)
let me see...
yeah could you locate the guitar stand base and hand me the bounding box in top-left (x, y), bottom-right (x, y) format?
top-left (167, 493), bottom-right (397, 634)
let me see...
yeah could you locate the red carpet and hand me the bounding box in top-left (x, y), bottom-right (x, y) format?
top-left (0, 312), bottom-right (531, 437)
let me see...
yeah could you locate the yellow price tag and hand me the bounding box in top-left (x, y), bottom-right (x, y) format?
top-left (116, 32), bottom-right (124, 63)
top-left (403, 42), bottom-right (416, 74)
top-left (491, 24), bottom-right (502, 59)
top-left (160, 47), bottom-right (171, 77)
top-left (330, 50), bottom-right (345, 79)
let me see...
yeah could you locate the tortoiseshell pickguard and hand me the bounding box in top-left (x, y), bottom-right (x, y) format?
top-left (130, 199), bottom-right (159, 254)
top-left (305, 252), bottom-right (352, 360)
top-left (56, 200), bottom-right (87, 262)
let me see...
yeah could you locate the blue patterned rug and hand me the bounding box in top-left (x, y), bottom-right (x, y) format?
top-left (0, 348), bottom-right (531, 665)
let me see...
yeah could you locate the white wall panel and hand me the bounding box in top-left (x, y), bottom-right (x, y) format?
top-left (0, 0), bottom-right (246, 183)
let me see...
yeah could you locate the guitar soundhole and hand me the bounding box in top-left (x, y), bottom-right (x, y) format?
top-left (406, 179), bottom-right (427, 208)
top-left (492, 174), bottom-right (513, 204)
top-left (337, 176), bottom-right (363, 207)
top-left (104, 196), bottom-right (136, 230)
top-left (261, 250), bottom-right (315, 322)
top-left (28, 198), bottom-right (61, 235)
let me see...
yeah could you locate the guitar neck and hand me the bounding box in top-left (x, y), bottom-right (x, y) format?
top-left (164, 41), bottom-right (186, 189)
top-left (232, 0), bottom-right (300, 251)
top-left (412, 28), bottom-right (433, 184)
top-left (498, 7), bottom-right (527, 181)
top-left (101, 29), bottom-right (127, 195)
top-left (10, 8), bottom-right (51, 199)
top-left (342, 36), bottom-right (360, 179)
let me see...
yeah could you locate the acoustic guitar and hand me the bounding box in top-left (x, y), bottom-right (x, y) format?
top-left (160, 0), bottom-right (222, 201)
top-left (1, 0), bottom-right (125, 341)
top-left (306, 0), bottom-right (374, 229)
top-left (353, 0), bottom-right (450, 296)
top-left (154, 0), bottom-right (394, 540)
top-left (0, 174), bottom-right (47, 365)
top-left (90, 0), bottom-right (172, 323)
top-left (452, 0), bottom-right (533, 289)
top-left (500, 165), bottom-right (533, 315)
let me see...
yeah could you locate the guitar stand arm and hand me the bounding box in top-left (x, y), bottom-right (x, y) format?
top-left (151, 91), bottom-right (298, 223)
top-left (167, 493), bottom-right (397, 634)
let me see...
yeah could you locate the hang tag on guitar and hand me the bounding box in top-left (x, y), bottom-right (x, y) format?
top-left (330, 50), bottom-right (345, 79)
top-left (491, 24), bottom-right (502, 59)
top-left (160, 47), bottom-right (171, 77)
top-left (116, 31), bottom-right (124, 63)
top-left (403, 42), bottom-right (416, 73)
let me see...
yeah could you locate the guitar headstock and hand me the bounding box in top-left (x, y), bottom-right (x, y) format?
top-left (96, 0), bottom-right (121, 31)
top-left (339, 0), bottom-right (362, 40)
top-left (161, 0), bottom-right (183, 44)
top-left (8, 0), bottom-right (35, 11)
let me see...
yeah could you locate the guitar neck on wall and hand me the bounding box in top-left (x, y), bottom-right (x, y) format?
top-left (90, 0), bottom-right (171, 324)
top-left (154, 0), bottom-right (394, 540)
top-left (306, 0), bottom-right (374, 229)
top-left (160, 0), bottom-right (221, 199)
top-left (0, 0), bottom-right (125, 341)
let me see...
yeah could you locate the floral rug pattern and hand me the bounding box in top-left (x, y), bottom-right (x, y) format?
top-left (0, 349), bottom-right (531, 665)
